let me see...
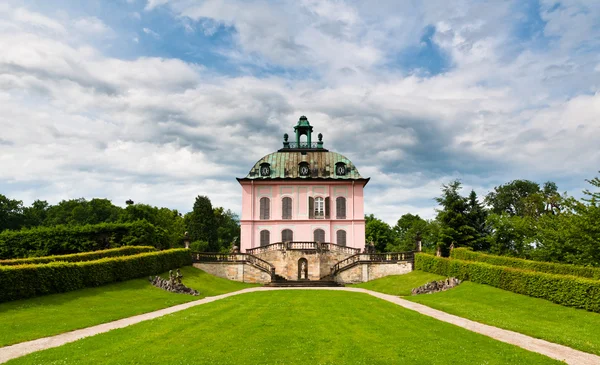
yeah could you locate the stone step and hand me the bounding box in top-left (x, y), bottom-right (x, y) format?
top-left (265, 280), bottom-right (343, 287)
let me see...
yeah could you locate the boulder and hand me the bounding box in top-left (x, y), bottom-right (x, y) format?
top-left (411, 277), bottom-right (461, 295)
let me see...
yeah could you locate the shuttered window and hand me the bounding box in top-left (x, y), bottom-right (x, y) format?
top-left (282, 197), bottom-right (292, 219)
top-left (260, 230), bottom-right (270, 246)
top-left (325, 197), bottom-right (330, 219)
top-left (336, 230), bottom-right (347, 246)
top-left (314, 229), bottom-right (325, 243)
top-left (259, 197), bottom-right (270, 220)
top-left (314, 197), bottom-right (324, 218)
top-left (309, 197), bottom-right (314, 219)
top-left (282, 229), bottom-right (294, 242)
top-left (336, 197), bottom-right (346, 219)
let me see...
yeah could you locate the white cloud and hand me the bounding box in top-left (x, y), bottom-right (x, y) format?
top-left (72, 16), bottom-right (113, 36)
top-left (142, 27), bottom-right (159, 38)
top-left (0, 1), bottom-right (599, 225)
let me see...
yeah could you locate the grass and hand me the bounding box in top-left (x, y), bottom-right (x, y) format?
top-left (7, 291), bottom-right (560, 365)
top-left (0, 266), bottom-right (256, 347)
top-left (407, 281), bottom-right (600, 356)
top-left (350, 271), bottom-right (445, 296)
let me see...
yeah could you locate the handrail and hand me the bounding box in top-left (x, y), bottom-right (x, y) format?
top-left (330, 251), bottom-right (414, 277)
top-left (246, 242), bottom-right (361, 255)
top-left (191, 252), bottom-right (275, 277)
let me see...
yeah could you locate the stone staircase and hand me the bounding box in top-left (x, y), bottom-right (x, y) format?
top-left (265, 280), bottom-right (343, 287)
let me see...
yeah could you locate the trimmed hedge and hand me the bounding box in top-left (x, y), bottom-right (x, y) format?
top-left (0, 220), bottom-right (168, 259)
top-left (415, 253), bottom-right (600, 313)
top-left (451, 248), bottom-right (600, 280)
top-left (0, 246), bottom-right (156, 266)
top-left (0, 249), bottom-right (192, 302)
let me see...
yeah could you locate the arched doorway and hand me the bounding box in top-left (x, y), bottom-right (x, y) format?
top-left (298, 258), bottom-right (308, 280)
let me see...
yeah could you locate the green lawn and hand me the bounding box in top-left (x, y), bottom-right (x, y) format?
top-left (350, 271), bottom-right (445, 296)
top-left (0, 266), bottom-right (256, 347)
top-left (7, 291), bottom-right (560, 365)
top-left (405, 280), bottom-right (600, 356)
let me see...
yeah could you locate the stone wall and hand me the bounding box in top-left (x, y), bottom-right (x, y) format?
top-left (255, 249), bottom-right (353, 280)
top-left (334, 261), bottom-right (413, 284)
top-left (193, 262), bottom-right (271, 284)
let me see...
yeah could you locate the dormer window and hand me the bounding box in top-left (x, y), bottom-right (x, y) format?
top-left (335, 162), bottom-right (347, 176)
top-left (299, 162), bottom-right (309, 177)
top-left (260, 163), bottom-right (271, 177)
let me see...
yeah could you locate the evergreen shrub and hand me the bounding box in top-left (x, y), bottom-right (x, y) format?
top-left (0, 246), bottom-right (156, 266)
top-left (415, 253), bottom-right (600, 313)
top-left (451, 248), bottom-right (600, 280)
top-left (0, 220), bottom-right (168, 259)
top-left (0, 249), bottom-right (192, 302)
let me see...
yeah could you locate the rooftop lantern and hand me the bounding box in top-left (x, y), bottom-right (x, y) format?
top-left (281, 116), bottom-right (326, 151)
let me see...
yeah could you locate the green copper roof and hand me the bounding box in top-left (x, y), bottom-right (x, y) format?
top-left (296, 115), bottom-right (311, 127)
top-left (242, 151), bottom-right (364, 180)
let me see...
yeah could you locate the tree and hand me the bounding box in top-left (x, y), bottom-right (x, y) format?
top-left (487, 213), bottom-right (535, 257)
top-left (392, 213), bottom-right (428, 251)
top-left (0, 194), bottom-right (24, 232)
top-left (187, 196), bottom-right (218, 251)
top-left (214, 207), bottom-right (240, 252)
top-left (365, 214), bottom-right (397, 252)
top-left (533, 173), bottom-right (600, 266)
top-left (22, 200), bottom-right (49, 228)
top-left (44, 198), bottom-right (121, 226)
top-left (465, 190), bottom-right (490, 251)
top-left (434, 180), bottom-right (476, 255)
top-left (485, 180), bottom-right (540, 217)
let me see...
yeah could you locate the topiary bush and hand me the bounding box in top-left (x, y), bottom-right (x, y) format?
top-left (0, 249), bottom-right (192, 302)
top-left (0, 220), bottom-right (169, 259)
top-left (415, 253), bottom-right (600, 313)
top-left (0, 246), bottom-right (156, 266)
top-left (450, 248), bottom-right (600, 280)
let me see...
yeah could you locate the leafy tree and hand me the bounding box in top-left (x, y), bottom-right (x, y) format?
top-left (533, 173), bottom-right (600, 266)
top-left (434, 180), bottom-right (476, 255)
top-left (485, 180), bottom-right (541, 217)
top-left (0, 194), bottom-right (24, 232)
top-left (187, 195), bottom-right (218, 251)
top-left (365, 214), bottom-right (397, 252)
top-left (45, 198), bottom-right (121, 226)
top-left (22, 200), bottom-right (49, 228)
top-left (392, 213), bottom-right (428, 252)
top-left (214, 207), bottom-right (240, 252)
top-left (120, 204), bottom-right (185, 248)
top-left (487, 213), bottom-right (535, 257)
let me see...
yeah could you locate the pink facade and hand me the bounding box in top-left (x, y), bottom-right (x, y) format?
top-left (237, 116), bottom-right (369, 253)
top-left (239, 181), bottom-right (366, 252)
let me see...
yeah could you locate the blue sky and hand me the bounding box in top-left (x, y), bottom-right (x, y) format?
top-left (0, 0), bottom-right (599, 224)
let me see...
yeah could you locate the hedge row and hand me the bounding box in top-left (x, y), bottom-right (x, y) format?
top-left (0, 246), bottom-right (156, 266)
top-left (0, 220), bottom-right (169, 259)
top-left (451, 248), bottom-right (600, 280)
top-left (415, 253), bottom-right (600, 313)
top-left (0, 249), bottom-right (192, 302)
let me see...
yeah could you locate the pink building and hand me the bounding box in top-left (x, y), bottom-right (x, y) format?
top-left (238, 116), bottom-right (369, 253)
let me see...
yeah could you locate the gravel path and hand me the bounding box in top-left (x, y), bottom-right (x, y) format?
top-left (1, 286), bottom-right (598, 365)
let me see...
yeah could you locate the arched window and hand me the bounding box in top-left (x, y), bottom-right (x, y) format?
top-left (260, 230), bottom-right (270, 246)
top-left (314, 229), bottom-right (325, 243)
top-left (314, 197), bottom-right (324, 218)
top-left (336, 230), bottom-right (347, 246)
top-left (282, 197), bottom-right (292, 219)
top-left (282, 229), bottom-right (294, 242)
top-left (259, 197), bottom-right (270, 220)
top-left (336, 197), bottom-right (346, 219)
top-left (309, 196), bottom-right (330, 219)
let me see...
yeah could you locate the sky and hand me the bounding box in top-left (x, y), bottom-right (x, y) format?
top-left (0, 0), bottom-right (599, 225)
